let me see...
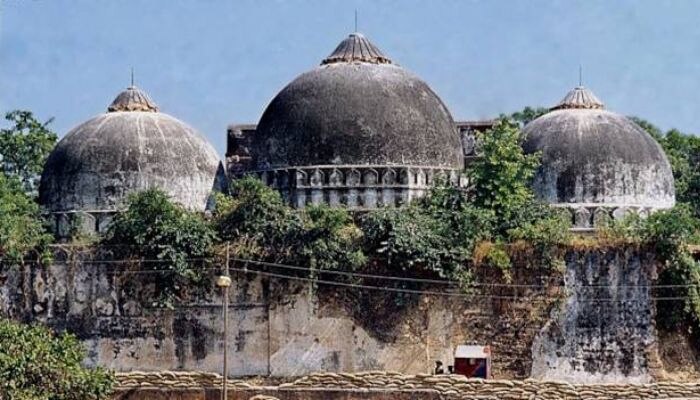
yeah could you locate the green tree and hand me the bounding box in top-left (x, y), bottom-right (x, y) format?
top-left (506, 106), bottom-right (548, 126)
top-left (632, 117), bottom-right (700, 217)
top-left (629, 116), bottom-right (664, 142)
top-left (103, 189), bottom-right (217, 307)
top-left (0, 318), bottom-right (114, 400)
top-left (0, 111), bottom-right (57, 194)
top-left (467, 119), bottom-right (541, 229)
top-left (0, 174), bottom-right (51, 264)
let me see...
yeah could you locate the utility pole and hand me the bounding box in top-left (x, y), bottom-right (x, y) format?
top-left (216, 244), bottom-right (232, 400)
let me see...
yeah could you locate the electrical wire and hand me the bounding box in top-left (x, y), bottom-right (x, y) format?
top-left (227, 266), bottom-right (696, 303)
top-left (4, 255), bottom-right (700, 291)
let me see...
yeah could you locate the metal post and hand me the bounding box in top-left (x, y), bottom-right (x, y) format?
top-left (216, 244), bottom-right (232, 400)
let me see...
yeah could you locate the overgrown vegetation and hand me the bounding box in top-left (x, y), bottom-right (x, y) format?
top-left (506, 106), bottom-right (548, 127)
top-left (0, 318), bottom-right (114, 400)
top-left (213, 177), bottom-right (365, 273)
top-left (0, 175), bottom-right (52, 264)
top-left (212, 119), bottom-right (572, 289)
top-left (623, 117), bottom-right (700, 331)
top-left (5, 105), bottom-right (700, 364)
top-left (0, 111), bottom-right (55, 264)
top-left (103, 189), bottom-right (217, 308)
top-left (633, 116), bottom-right (700, 218)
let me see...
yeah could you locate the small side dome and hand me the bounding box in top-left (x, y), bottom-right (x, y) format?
top-left (39, 85), bottom-right (221, 236)
top-left (522, 86), bottom-right (675, 228)
top-left (252, 32), bottom-right (463, 170)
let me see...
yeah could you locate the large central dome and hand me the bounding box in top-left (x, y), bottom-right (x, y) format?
top-left (251, 33), bottom-right (463, 170)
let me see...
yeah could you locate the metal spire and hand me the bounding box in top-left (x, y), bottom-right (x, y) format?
top-left (354, 9), bottom-right (358, 32)
top-left (130, 67), bottom-right (134, 88)
top-left (579, 65), bottom-right (582, 87)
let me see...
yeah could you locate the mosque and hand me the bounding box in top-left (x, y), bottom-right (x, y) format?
top-left (38, 32), bottom-right (676, 237)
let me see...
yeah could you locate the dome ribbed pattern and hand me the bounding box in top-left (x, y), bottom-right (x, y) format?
top-left (551, 86), bottom-right (605, 110)
top-left (321, 33), bottom-right (392, 65)
top-left (107, 86), bottom-right (159, 112)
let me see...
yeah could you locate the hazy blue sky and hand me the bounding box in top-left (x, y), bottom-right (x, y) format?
top-left (1, 0), bottom-right (699, 155)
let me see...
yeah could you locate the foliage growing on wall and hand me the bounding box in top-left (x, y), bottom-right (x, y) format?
top-left (362, 119), bottom-right (571, 284)
top-left (0, 318), bottom-right (114, 400)
top-left (213, 177), bottom-right (365, 272)
top-left (0, 175), bottom-right (52, 264)
top-left (213, 177), bottom-right (299, 260)
top-left (361, 185), bottom-right (493, 285)
top-left (296, 205), bottom-right (366, 273)
top-left (621, 117), bottom-right (700, 331)
top-left (103, 189), bottom-right (217, 308)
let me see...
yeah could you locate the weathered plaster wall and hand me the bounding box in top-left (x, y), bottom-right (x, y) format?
top-left (0, 248), bottom-right (659, 383)
top-left (531, 248), bottom-right (660, 383)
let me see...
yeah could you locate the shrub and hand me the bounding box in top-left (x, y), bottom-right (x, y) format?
top-left (0, 175), bottom-right (51, 264)
top-left (213, 177), bottom-right (300, 261)
top-left (214, 177), bottom-right (365, 273)
top-left (296, 205), bottom-right (365, 273)
top-left (0, 318), bottom-right (114, 400)
top-left (103, 189), bottom-right (217, 307)
top-left (362, 184), bottom-right (493, 285)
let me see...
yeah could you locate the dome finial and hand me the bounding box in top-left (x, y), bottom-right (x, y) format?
top-left (321, 32), bottom-right (392, 65)
top-left (107, 85), bottom-right (159, 113)
top-left (130, 67), bottom-right (135, 88)
top-left (551, 86), bottom-right (604, 111)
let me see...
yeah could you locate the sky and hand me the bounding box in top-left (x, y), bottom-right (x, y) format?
top-left (1, 0), bottom-right (700, 156)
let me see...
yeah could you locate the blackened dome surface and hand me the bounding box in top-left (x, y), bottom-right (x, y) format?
top-left (522, 88), bottom-right (675, 207)
top-left (252, 34), bottom-right (463, 170)
top-left (39, 89), bottom-right (220, 212)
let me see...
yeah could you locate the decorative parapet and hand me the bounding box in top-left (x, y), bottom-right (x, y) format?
top-left (551, 203), bottom-right (658, 232)
top-left (241, 165), bottom-right (465, 209)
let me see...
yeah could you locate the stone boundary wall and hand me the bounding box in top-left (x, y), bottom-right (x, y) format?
top-left (0, 247), bottom-right (661, 382)
top-left (114, 371), bottom-right (700, 400)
